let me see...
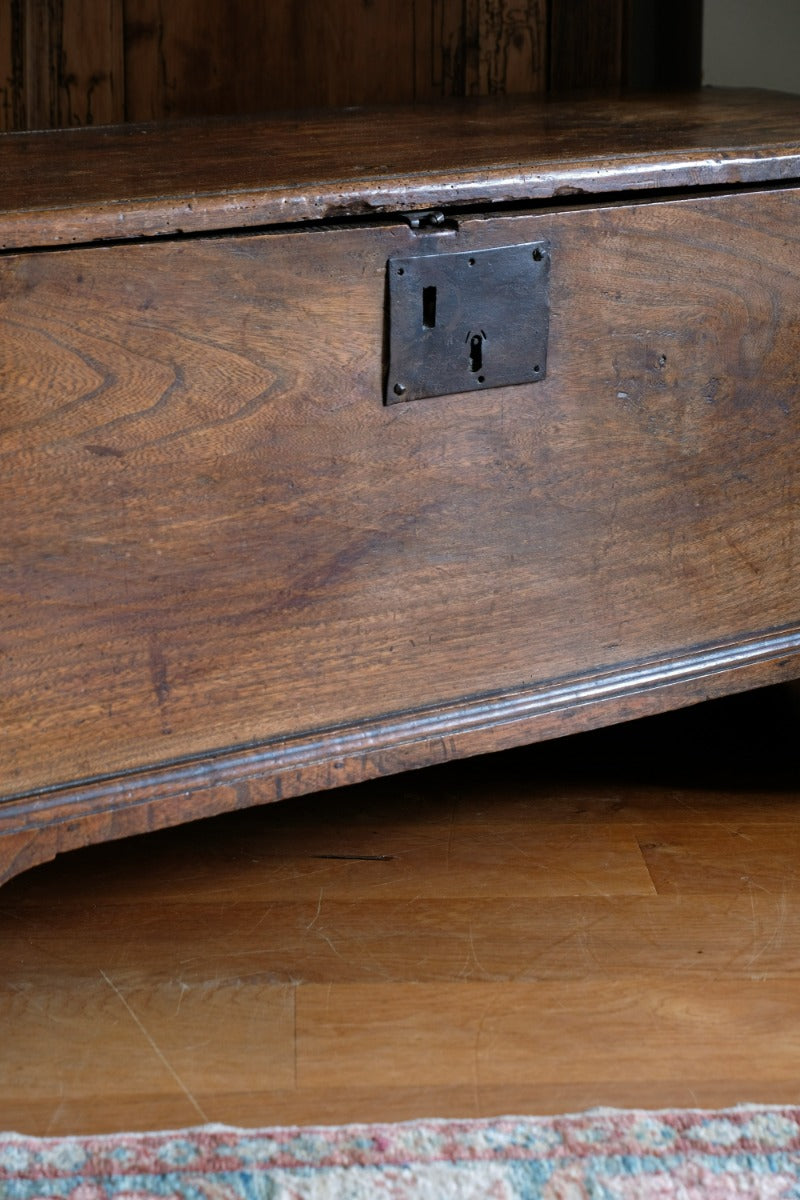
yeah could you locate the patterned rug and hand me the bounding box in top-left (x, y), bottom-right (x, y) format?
top-left (3, 1105), bottom-right (800, 1198)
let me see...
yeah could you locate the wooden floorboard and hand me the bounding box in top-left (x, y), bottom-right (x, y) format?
top-left (1, 684), bottom-right (799, 1135)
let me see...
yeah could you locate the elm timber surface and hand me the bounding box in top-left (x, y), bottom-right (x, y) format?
top-left (3, 89), bottom-right (800, 250)
top-left (4, 187), bottom-right (800, 798)
top-left (1, 686), bottom-right (799, 1135)
top-left (2, 89), bottom-right (800, 887)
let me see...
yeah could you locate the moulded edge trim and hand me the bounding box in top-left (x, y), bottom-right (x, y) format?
top-left (3, 622), bottom-right (800, 832)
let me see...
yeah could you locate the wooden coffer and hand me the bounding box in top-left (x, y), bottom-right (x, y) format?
top-left (2, 90), bottom-right (800, 885)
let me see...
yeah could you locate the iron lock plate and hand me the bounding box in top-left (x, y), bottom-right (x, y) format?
top-left (385, 240), bottom-right (550, 404)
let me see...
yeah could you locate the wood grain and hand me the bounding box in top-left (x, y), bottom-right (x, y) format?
top-left (1, 195), bottom-right (797, 757)
top-left (0, 823), bottom-right (657, 907)
top-left (124, 0), bottom-right (421, 120)
top-left (2, 976), bottom-right (294, 1106)
top-left (415, 0), bottom-right (469, 99)
top-left (2, 180), bottom-right (800, 882)
top-left (2, 689), bottom-right (800, 1133)
top-left (0, 1), bottom-right (21, 131)
top-left (5, 0), bottom-right (549, 131)
top-left (0, 0), bottom-right (710, 133)
top-left (296, 978), bottom-right (800, 1089)
top-left (469, 0), bottom-right (547, 95)
top-left (19, 0), bottom-right (123, 130)
top-left (549, 0), bottom-right (626, 91)
top-left (3, 90), bottom-right (800, 250)
top-left (61, 0), bottom-right (124, 127)
top-left (121, 0), bottom-right (548, 121)
top-left (8, 893), bottom-right (800, 986)
top-left (3, 644), bottom-right (798, 889)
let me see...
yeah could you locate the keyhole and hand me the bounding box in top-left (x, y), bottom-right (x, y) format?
top-left (469, 332), bottom-right (484, 374)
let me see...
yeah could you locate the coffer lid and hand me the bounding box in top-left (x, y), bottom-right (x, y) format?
top-left (2, 88), bottom-right (800, 251)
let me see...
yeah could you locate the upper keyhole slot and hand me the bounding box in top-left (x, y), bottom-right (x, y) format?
top-left (422, 286), bottom-right (437, 329)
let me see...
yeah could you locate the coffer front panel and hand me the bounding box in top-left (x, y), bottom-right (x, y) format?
top-left (2, 188), bottom-right (799, 796)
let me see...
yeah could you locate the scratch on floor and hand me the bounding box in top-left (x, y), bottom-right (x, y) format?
top-left (317, 929), bottom-right (347, 963)
top-left (306, 888), bottom-right (324, 930)
top-left (99, 969), bottom-right (209, 1123)
top-left (471, 1003), bottom-right (496, 1118)
top-left (461, 922), bottom-right (491, 980)
top-left (44, 1086), bottom-right (65, 1137)
top-left (745, 885), bottom-right (788, 971)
